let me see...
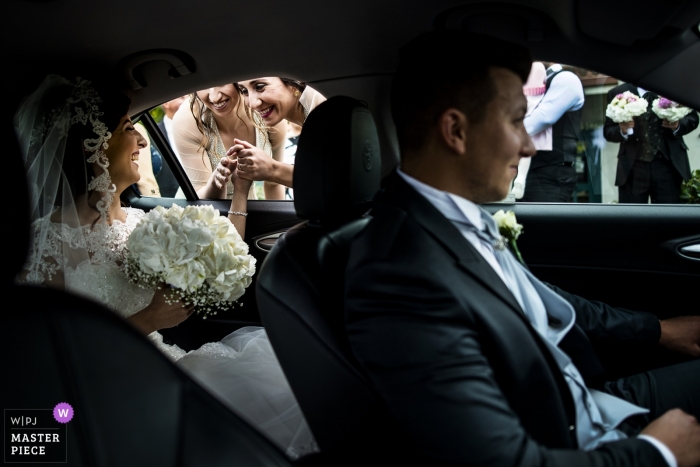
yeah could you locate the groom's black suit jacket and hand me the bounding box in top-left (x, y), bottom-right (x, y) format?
top-left (344, 171), bottom-right (664, 466)
top-left (603, 82), bottom-right (698, 187)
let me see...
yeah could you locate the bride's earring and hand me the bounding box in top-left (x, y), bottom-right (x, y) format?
top-left (293, 89), bottom-right (301, 98)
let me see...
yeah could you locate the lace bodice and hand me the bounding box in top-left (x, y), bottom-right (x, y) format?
top-left (22, 207), bottom-right (187, 359)
top-left (24, 207), bottom-right (152, 316)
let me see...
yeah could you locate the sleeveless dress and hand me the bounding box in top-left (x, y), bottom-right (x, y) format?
top-left (22, 207), bottom-right (319, 459)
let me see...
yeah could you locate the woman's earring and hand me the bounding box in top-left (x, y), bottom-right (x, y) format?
top-left (294, 89), bottom-right (301, 98)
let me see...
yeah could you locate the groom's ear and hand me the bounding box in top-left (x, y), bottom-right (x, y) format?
top-left (437, 108), bottom-right (468, 156)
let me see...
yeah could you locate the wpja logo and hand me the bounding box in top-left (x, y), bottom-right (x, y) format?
top-left (4, 403), bottom-right (73, 463)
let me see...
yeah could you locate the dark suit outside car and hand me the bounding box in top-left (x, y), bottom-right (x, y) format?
top-left (155, 119), bottom-right (180, 198)
top-left (344, 170), bottom-right (699, 466)
top-left (603, 83), bottom-right (698, 203)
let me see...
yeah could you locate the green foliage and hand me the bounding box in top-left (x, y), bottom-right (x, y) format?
top-left (254, 181), bottom-right (265, 200)
top-left (679, 169), bottom-right (700, 204)
top-left (149, 106), bottom-right (165, 124)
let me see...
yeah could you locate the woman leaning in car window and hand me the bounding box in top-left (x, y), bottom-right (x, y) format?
top-left (217, 78), bottom-right (327, 231)
top-left (232, 78), bottom-right (326, 185)
top-left (171, 84), bottom-right (288, 200)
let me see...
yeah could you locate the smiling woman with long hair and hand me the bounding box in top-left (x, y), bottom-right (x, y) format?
top-left (214, 77), bottom-right (326, 234)
top-left (171, 84), bottom-right (288, 200)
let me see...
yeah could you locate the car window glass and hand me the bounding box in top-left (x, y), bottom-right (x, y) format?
top-left (132, 119), bottom-right (187, 198)
top-left (514, 62), bottom-right (700, 204)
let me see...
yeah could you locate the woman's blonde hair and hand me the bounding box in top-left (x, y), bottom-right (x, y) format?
top-left (188, 87), bottom-right (284, 157)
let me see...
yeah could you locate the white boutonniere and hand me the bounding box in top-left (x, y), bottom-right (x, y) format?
top-left (493, 210), bottom-right (525, 266)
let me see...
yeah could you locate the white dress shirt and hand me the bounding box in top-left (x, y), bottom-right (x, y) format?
top-left (525, 65), bottom-right (584, 136)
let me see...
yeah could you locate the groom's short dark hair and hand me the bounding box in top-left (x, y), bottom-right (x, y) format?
top-left (391, 30), bottom-right (532, 155)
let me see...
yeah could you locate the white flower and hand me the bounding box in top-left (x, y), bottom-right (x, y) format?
top-left (651, 97), bottom-right (692, 123)
top-left (125, 204), bottom-right (256, 317)
top-left (493, 210), bottom-right (525, 265)
top-left (166, 258), bottom-right (208, 291)
top-left (605, 91), bottom-right (648, 123)
top-left (493, 210), bottom-right (523, 240)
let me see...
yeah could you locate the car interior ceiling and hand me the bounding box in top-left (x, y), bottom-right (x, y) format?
top-left (4, 0), bottom-right (700, 115)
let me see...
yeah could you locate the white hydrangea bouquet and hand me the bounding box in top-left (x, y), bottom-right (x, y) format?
top-left (493, 210), bottom-right (525, 266)
top-left (651, 97), bottom-right (692, 122)
top-left (125, 204), bottom-right (256, 318)
top-left (605, 91), bottom-right (648, 123)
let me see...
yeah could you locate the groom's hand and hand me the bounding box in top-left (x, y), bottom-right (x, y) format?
top-left (659, 316), bottom-right (700, 358)
top-left (641, 409), bottom-right (700, 467)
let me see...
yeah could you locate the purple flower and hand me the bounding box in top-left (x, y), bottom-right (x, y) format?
top-left (616, 93), bottom-right (624, 99)
top-left (658, 97), bottom-right (674, 109)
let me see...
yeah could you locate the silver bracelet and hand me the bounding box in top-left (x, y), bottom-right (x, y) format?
top-left (228, 210), bottom-right (248, 217)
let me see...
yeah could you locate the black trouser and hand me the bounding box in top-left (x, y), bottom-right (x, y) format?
top-left (604, 359), bottom-right (700, 436)
top-left (618, 157), bottom-right (683, 204)
top-left (521, 163), bottom-right (577, 202)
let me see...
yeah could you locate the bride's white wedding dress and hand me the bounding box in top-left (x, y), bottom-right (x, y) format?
top-left (23, 207), bottom-right (318, 459)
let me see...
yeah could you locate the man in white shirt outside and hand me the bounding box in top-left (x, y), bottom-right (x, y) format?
top-left (518, 63), bottom-right (585, 202)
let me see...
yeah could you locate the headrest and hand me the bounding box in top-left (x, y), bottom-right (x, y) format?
top-left (293, 96), bottom-right (381, 224)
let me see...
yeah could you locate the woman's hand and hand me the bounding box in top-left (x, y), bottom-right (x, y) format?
top-left (127, 286), bottom-right (195, 335)
top-left (227, 139), bottom-right (277, 182)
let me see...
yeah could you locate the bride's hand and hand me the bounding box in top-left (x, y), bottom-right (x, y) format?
top-left (128, 287), bottom-right (195, 335)
top-left (227, 156), bottom-right (254, 194)
top-left (212, 157), bottom-right (235, 189)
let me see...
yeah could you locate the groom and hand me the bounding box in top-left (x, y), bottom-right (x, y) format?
top-left (344, 31), bottom-right (700, 467)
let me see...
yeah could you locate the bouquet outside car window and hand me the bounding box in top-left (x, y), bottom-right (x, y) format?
top-left (125, 204), bottom-right (256, 317)
top-left (651, 97), bottom-right (693, 123)
top-left (605, 91), bottom-right (648, 132)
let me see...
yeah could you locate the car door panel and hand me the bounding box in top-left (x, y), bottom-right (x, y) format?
top-left (490, 204), bottom-right (699, 313)
top-left (487, 203), bottom-right (700, 377)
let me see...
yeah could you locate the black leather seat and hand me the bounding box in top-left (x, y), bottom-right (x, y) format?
top-left (256, 97), bottom-right (411, 462)
top-left (1, 114), bottom-right (296, 466)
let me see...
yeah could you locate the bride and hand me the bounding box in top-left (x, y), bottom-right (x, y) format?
top-left (15, 75), bottom-right (318, 459)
